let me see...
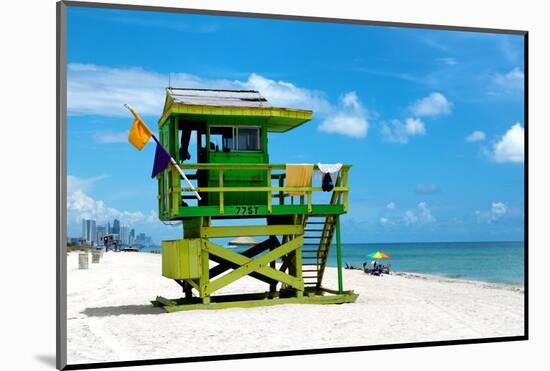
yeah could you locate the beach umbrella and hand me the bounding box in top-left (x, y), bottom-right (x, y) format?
top-left (228, 236), bottom-right (259, 247)
top-left (367, 251), bottom-right (390, 259)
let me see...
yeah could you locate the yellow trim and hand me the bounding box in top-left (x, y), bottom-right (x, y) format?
top-left (158, 102), bottom-right (313, 129)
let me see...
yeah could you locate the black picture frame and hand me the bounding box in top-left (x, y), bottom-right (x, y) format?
top-left (56, 1), bottom-right (528, 369)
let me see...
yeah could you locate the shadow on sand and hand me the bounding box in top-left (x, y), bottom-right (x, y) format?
top-left (82, 304), bottom-right (165, 317)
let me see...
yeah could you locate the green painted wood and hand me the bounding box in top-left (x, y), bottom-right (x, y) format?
top-left (166, 204), bottom-right (345, 219)
top-left (201, 224), bottom-right (302, 238)
top-left (205, 237), bottom-right (303, 295)
top-left (155, 291), bottom-right (359, 312)
top-left (336, 216), bottom-right (343, 294)
top-left (185, 279), bottom-right (200, 292)
top-left (158, 102), bottom-right (313, 133)
top-left (204, 240), bottom-right (303, 294)
top-left (161, 239), bottom-right (202, 280)
top-left (155, 296), bottom-right (177, 307)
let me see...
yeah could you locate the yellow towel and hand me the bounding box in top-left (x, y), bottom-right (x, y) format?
top-left (286, 164), bottom-right (313, 196)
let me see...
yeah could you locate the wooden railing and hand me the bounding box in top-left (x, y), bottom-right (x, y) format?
top-left (163, 163), bottom-right (350, 216)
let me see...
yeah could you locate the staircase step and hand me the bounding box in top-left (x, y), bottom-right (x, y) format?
top-left (304, 236), bottom-right (323, 239)
top-left (304, 229), bottom-right (324, 232)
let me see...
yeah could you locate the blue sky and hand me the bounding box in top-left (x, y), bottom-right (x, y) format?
top-left (66, 6), bottom-right (525, 243)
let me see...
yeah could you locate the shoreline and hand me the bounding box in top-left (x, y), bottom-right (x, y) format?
top-left (391, 271), bottom-right (524, 292)
top-left (340, 265), bottom-right (524, 291)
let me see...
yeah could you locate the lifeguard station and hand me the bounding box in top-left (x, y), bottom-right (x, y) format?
top-left (152, 87), bottom-right (357, 312)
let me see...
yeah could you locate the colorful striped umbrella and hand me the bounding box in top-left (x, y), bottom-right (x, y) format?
top-left (367, 251), bottom-right (390, 259)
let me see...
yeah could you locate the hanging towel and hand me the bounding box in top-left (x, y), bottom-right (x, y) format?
top-left (286, 164), bottom-right (314, 196)
top-left (321, 173), bottom-right (334, 192)
top-left (317, 163), bottom-right (342, 192)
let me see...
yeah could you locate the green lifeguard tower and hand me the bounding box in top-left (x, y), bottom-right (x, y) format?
top-left (152, 87), bottom-right (357, 312)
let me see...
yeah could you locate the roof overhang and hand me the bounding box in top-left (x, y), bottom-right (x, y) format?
top-left (158, 89), bottom-right (313, 132)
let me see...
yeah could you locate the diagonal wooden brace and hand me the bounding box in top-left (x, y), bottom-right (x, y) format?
top-left (208, 236), bottom-right (280, 283)
top-left (204, 237), bottom-right (304, 296)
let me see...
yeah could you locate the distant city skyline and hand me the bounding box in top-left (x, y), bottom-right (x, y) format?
top-left (74, 217), bottom-right (154, 247)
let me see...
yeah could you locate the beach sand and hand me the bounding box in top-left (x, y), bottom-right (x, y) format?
top-left (67, 251), bottom-right (524, 364)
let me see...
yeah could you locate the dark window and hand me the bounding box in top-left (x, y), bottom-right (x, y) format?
top-left (237, 127), bottom-right (261, 151)
top-left (209, 126), bottom-right (261, 152)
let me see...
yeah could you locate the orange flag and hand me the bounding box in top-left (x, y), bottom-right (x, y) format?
top-left (128, 117), bottom-right (153, 150)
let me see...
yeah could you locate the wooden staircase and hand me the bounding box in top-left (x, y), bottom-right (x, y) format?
top-left (300, 171), bottom-right (344, 289)
top-left (301, 214), bottom-right (337, 289)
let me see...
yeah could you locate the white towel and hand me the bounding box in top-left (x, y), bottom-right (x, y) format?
top-left (317, 163), bottom-right (342, 184)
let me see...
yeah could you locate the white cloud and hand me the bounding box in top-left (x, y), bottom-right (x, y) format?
top-left (491, 202), bottom-right (508, 219)
top-left (379, 217), bottom-right (394, 226)
top-left (386, 202), bottom-right (396, 210)
top-left (418, 202), bottom-right (435, 223)
top-left (68, 64), bottom-right (168, 117)
top-left (403, 202), bottom-right (435, 225)
top-left (68, 189), bottom-right (145, 225)
top-left (236, 73), bottom-right (331, 114)
top-left (67, 175), bottom-right (156, 227)
top-left (409, 92), bottom-right (452, 117)
top-left (381, 117), bottom-right (426, 144)
top-left (68, 64), bottom-right (369, 139)
top-left (490, 67), bottom-right (524, 96)
top-left (403, 210), bottom-right (419, 225)
top-left (93, 131), bottom-right (128, 144)
top-left (67, 174), bottom-right (108, 194)
top-left (318, 91), bottom-right (369, 138)
top-left (492, 123), bottom-right (524, 163)
top-left (466, 130), bottom-right (486, 142)
top-left (476, 202), bottom-right (508, 224)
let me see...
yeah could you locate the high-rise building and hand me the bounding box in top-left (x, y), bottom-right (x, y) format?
top-left (129, 229), bottom-right (135, 245)
top-left (112, 219), bottom-right (120, 235)
top-left (82, 219), bottom-right (97, 245)
top-left (96, 225), bottom-right (106, 246)
top-left (107, 221), bottom-right (111, 234)
top-left (135, 232), bottom-right (152, 247)
top-left (119, 225), bottom-right (130, 245)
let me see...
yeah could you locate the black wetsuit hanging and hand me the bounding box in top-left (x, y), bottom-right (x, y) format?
top-left (321, 172), bottom-right (334, 192)
top-left (179, 128), bottom-right (192, 161)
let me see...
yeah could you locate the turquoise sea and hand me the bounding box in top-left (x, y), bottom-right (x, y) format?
top-left (329, 241), bottom-right (525, 287)
top-left (143, 241), bottom-right (525, 287)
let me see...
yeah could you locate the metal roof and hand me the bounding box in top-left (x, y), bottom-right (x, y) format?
top-left (160, 87), bottom-right (313, 132)
top-left (167, 88), bottom-right (272, 108)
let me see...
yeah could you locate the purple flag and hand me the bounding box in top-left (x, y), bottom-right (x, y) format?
top-left (151, 136), bottom-right (172, 178)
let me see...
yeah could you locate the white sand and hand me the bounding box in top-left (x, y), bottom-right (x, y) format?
top-left (67, 251), bottom-right (524, 364)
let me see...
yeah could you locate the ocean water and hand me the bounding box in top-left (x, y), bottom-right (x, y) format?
top-left (329, 241), bottom-right (524, 287)
top-left (144, 241), bottom-right (525, 287)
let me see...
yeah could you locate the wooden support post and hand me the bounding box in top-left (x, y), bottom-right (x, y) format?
top-left (171, 168), bottom-right (180, 216)
top-left (295, 237), bottom-right (303, 298)
top-left (267, 169), bottom-right (272, 213)
top-left (269, 235), bottom-right (277, 297)
top-left (343, 169), bottom-right (349, 212)
top-left (278, 175), bottom-right (284, 205)
top-left (336, 215), bottom-right (343, 294)
top-left (200, 240), bottom-right (210, 304)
